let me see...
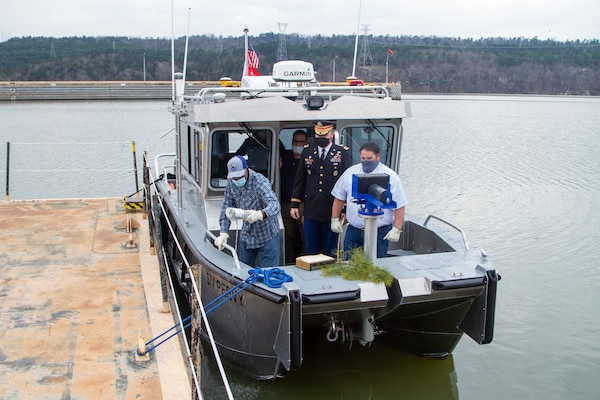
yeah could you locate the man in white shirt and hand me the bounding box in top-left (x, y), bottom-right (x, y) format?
top-left (330, 142), bottom-right (407, 258)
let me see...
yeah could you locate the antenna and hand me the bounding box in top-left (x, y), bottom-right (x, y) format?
top-left (351, 0), bottom-right (362, 78)
top-left (359, 24), bottom-right (373, 67)
top-left (170, 0), bottom-right (175, 103)
top-left (182, 7), bottom-right (191, 84)
top-left (277, 22), bottom-right (288, 61)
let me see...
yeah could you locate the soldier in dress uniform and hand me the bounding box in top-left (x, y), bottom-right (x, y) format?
top-left (290, 121), bottom-right (351, 257)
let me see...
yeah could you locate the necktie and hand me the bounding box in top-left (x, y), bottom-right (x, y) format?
top-left (320, 149), bottom-right (325, 161)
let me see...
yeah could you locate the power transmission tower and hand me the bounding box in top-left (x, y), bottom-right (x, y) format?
top-left (277, 22), bottom-right (288, 61)
top-left (359, 24), bottom-right (373, 67)
top-left (50, 42), bottom-right (56, 58)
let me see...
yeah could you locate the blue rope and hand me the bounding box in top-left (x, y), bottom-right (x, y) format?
top-left (139, 267), bottom-right (293, 355)
top-left (204, 280), bottom-right (256, 315)
top-left (249, 267), bottom-right (294, 288)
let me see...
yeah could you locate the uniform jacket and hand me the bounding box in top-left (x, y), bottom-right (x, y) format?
top-left (291, 143), bottom-right (351, 221)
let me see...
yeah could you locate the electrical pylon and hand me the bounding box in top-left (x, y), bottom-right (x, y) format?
top-left (359, 24), bottom-right (373, 67)
top-left (277, 22), bottom-right (288, 61)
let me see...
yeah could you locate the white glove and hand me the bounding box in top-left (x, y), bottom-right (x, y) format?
top-left (383, 226), bottom-right (402, 242)
top-left (214, 233), bottom-right (229, 250)
top-left (331, 217), bottom-right (343, 234)
top-left (246, 210), bottom-right (264, 224)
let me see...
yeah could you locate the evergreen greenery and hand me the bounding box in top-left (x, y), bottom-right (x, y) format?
top-left (321, 248), bottom-right (395, 287)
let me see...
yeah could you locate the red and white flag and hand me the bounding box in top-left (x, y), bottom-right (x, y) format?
top-left (387, 48), bottom-right (394, 56)
top-left (247, 42), bottom-right (260, 76)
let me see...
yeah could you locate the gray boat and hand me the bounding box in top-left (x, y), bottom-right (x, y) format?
top-left (147, 59), bottom-right (499, 380)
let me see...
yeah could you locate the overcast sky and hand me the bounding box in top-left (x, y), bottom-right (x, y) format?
top-left (1, 0), bottom-right (598, 42)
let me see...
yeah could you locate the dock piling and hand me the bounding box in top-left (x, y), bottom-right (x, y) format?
top-left (5, 142), bottom-right (10, 201)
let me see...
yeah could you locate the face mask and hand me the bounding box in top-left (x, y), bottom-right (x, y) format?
top-left (292, 145), bottom-right (304, 155)
top-left (361, 160), bottom-right (379, 173)
top-left (233, 177), bottom-right (247, 187)
top-left (314, 137), bottom-right (330, 148)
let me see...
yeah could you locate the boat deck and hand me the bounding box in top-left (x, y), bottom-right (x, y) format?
top-left (0, 198), bottom-right (190, 399)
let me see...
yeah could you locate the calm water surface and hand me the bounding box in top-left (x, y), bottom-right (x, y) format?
top-left (1, 95), bottom-right (599, 399)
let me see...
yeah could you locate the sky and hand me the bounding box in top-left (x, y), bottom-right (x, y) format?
top-left (1, 0), bottom-right (598, 42)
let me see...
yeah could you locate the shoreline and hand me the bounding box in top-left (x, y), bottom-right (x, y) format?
top-left (1, 81), bottom-right (597, 101)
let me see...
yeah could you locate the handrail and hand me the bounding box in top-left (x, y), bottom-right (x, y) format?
top-left (154, 153), bottom-right (176, 179)
top-left (192, 84), bottom-right (391, 103)
top-left (155, 194), bottom-right (235, 399)
top-left (205, 230), bottom-right (242, 270)
top-left (424, 215), bottom-right (470, 250)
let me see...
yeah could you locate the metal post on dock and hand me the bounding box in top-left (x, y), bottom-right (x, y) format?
top-left (131, 141), bottom-right (139, 194)
top-left (5, 142), bottom-right (10, 201)
top-left (142, 150), bottom-right (150, 217)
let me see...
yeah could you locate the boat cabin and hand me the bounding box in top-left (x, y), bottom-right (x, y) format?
top-left (164, 78), bottom-right (411, 263)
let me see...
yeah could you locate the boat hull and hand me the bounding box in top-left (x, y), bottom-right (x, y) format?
top-left (200, 265), bottom-right (291, 380)
top-left (151, 190), bottom-right (497, 379)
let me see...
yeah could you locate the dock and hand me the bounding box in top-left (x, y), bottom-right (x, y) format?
top-left (0, 81), bottom-right (219, 101)
top-left (0, 198), bottom-right (191, 399)
top-left (0, 80), bottom-right (400, 102)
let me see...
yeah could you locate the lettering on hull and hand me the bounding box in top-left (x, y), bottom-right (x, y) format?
top-left (205, 270), bottom-right (246, 306)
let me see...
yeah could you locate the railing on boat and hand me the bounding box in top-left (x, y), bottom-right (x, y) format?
top-left (205, 230), bottom-right (242, 269)
top-left (424, 214), bottom-right (470, 250)
top-left (154, 153), bottom-right (176, 183)
top-left (189, 84), bottom-right (393, 104)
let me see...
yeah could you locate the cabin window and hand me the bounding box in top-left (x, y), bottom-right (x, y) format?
top-left (342, 125), bottom-right (395, 168)
top-left (210, 128), bottom-right (273, 188)
top-left (180, 125), bottom-right (191, 174)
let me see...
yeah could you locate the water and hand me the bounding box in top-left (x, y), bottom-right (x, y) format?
top-left (1, 96), bottom-right (599, 399)
top-left (0, 101), bottom-right (175, 200)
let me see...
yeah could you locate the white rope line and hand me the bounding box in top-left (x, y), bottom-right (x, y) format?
top-left (7, 169), bottom-right (130, 172)
top-left (160, 245), bottom-right (203, 400)
top-left (157, 196), bottom-right (235, 400)
top-left (8, 142), bottom-right (131, 145)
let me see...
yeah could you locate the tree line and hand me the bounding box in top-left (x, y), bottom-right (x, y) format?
top-left (0, 34), bottom-right (598, 95)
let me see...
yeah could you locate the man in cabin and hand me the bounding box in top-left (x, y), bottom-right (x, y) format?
top-left (330, 141), bottom-right (407, 258)
top-left (290, 121), bottom-right (351, 257)
top-left (214, 155), bottom-right (281, 267)
top-left (280, 130), bottom-right (308, 264)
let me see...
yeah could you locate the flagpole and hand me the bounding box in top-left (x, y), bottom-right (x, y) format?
top-left (386, 51), bottom-right (389, 85)
top-left (243, 27), bottom-right (249, 77)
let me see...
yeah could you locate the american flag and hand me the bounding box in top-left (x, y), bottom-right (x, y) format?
top-left (247, 41), bottom-right (260, 76)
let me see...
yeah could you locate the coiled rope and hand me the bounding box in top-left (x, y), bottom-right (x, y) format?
top-left (248, 267), bottom-right (294, 288)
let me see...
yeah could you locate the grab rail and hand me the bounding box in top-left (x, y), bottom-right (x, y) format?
top-left (192, 84), bottom-right (391, 103)
top-left (205, 230), bottom-right (242, 270)
top-left (424, 215), bottom-right (470, 250)
top-left (153, 153), bottom-right (176, 182)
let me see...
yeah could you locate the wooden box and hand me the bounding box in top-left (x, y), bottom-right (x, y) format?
top-left (295, 254), bottom-right (335, 270)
